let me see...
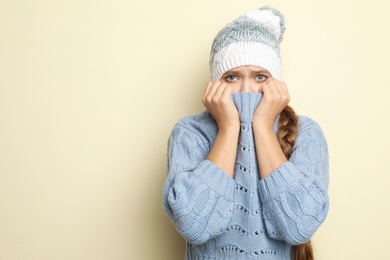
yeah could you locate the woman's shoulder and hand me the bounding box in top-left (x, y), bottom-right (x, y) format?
top-left (175, 110), bottom-right (215, 129)
top-left (297, 115), bottom-right (326, 139)
top-left (171, 110), bottom-right (218, 142)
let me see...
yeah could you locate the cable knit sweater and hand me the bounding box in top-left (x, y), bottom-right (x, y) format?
top-left (163, 92), bottom-right (329, 259)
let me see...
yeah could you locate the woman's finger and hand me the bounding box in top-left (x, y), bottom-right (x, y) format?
top-left (220, 83), bottom-right (233, 102)
top-left (202, 82), bottom-right (213, 104)
top-left (213, 81), bottom-right (227, 100)
top-left (203, 81), bottom-right (213, 97)
top-left (277, 81), bottom-right (290, 103)
top-left (206, 80), bottom-right (222, 101)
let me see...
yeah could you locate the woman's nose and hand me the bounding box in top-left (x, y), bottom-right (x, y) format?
top-left (239, 79), bottom-right (250, 92)
top-left (239, 84), bottom-right (249, 92)
top-left (239, 81), bottom-right (258, 93)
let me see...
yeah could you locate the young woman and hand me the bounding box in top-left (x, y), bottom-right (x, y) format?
top-left (163, 6), bottom-right (329, 260)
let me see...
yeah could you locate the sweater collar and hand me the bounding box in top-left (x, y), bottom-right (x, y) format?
top-left (231, 92), bottom-right (262, 123)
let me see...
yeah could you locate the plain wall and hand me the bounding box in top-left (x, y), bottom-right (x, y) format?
top-left (1, 0), bottom-right (390, 259)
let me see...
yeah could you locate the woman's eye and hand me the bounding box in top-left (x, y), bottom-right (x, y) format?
top-left (256, 75), bottom-right (266, 81)
top-left (226, 75), bottom-right (237, 81)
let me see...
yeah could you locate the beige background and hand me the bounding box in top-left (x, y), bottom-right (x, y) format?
top-left (1, 0), bottom-right (389, 259)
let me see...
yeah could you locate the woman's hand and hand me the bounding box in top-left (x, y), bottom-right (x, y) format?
top-left (203, 81), bottom-right (240, 177)
top-left (253, 79), bottom-right (290, 129)
top-left (202, 80), bottom-right (240, 130)
top-left (253, 79), bottom-right (290, 179)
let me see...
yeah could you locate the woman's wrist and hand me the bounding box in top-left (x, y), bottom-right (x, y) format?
top-left (208, 121), bottom-right (240, 178)
top-left (217, 122), bottom-right (240, 136)
top-left (252, 118), bottom-right (274, 133)
top-left (217, 120), bottom-right (241, 132)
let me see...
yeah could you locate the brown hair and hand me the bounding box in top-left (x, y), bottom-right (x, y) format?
top-left (277, 105), bottom-right (314, 260)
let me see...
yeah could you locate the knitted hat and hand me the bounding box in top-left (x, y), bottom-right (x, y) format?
top-left (209, 6), bottom-right (285, 81)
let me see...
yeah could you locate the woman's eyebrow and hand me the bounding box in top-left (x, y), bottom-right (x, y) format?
top-left (251, 70), bottom-right (270, 75)
top-left (222, 71), bottom-right (240, 76)
top-left (222, 69), bottom-right (270, 76)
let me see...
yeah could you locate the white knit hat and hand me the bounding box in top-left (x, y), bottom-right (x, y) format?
top-left (209, 6), bottom-right (285, 81)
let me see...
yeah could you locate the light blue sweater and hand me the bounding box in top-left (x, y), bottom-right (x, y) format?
top-left (163, 92), bottom-right (329, 259)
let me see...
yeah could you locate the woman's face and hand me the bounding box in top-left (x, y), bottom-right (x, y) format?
top-left (220, 65), bottom-right (273, 93)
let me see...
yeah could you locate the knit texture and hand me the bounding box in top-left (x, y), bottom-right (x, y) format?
top-left (163, 93), bottom-right (329, 259)
top-left (209, 6), bottom-right (285, 81)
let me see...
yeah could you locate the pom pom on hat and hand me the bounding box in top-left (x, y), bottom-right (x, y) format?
top-left (254, 6), bottom-right (286, 43)
top-left (209, 6), bottom-right (286, 81)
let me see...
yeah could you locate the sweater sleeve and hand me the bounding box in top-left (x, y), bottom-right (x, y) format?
top-left (258, 117), bottom-right (329, 245)
top-left (163, 124), bottom-right (235, 245)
